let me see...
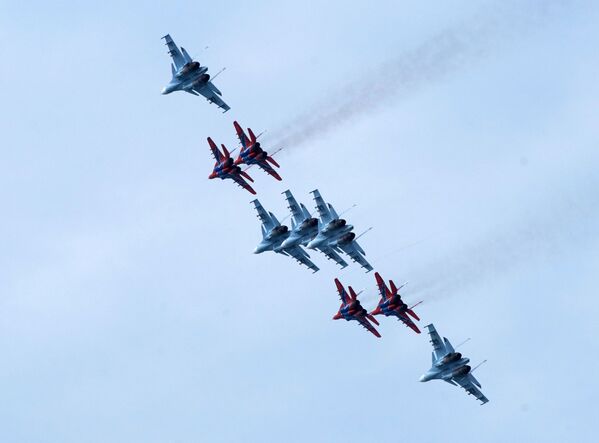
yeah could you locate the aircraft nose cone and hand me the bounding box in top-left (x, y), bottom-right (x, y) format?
top-left (253, 247), bottom-right (260, 254)
top-left (306, 240), bottom-right (317, 249)
top-left (161, 87), bottom-right (168, 95)
top-left (419, 374), bottom-right (426, 382)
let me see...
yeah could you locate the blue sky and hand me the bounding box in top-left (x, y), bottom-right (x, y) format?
top-left (1, 1), bottom-right (598, 442)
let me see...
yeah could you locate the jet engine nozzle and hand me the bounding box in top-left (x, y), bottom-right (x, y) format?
top-left (441, 352), bottom-right (462, 364)
top-left (451, 365), bottom-right (471, 378)
top-left (324, 218), bottom-right (346, 232)
top-left (336, 232), bottom-right (356, 246)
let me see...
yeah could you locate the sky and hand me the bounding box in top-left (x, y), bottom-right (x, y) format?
top-left (1, 1), bottom-right (598, 442)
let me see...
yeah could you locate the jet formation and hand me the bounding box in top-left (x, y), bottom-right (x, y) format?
top-left (206, 122), bottom-right (282, 194)
top-left (251, 190), bottom-right (372, 272)
top-left (161, 34), bottom-right (230, 112)
top-left (332, 274), bottom-right (421, 337)
top-left (420, 324), bottom-right (489, 404)
top-left (159, 33), bottom-right (489, 406)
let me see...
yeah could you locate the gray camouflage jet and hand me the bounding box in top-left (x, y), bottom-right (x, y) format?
top-left (306, 189), bottom-right (372, 272)
top-left (251, 199), bottom-right (319, 273)
top-left (279, 190), bottom-right (319, 250)
top-left (420, 324), bottom-right (489, 405)
top-left (160, 34), bottom-right (230, 112)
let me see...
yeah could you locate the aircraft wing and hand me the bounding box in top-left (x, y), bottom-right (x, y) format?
top-left (251, 199), bottom-right (275, 229)
top-left (207, 137), bottom-right (223, 162)
top-left (234, 121), bottom-right (251, 149)
top-left (283, 190), bottom-right (306, 225)
top-left (375, 272), bottom-right (390, 299)
top-left (280, 246), bottom-right (319, 273)
top-left (356, 316), bottom-right (382, 338)
top-left (256, 160), bottom-right (282, 181)
top-left (337, 241), bottom-right (373, 272)
top-left (425, 324), bottom-right (447, 360)
top-left (453, 374), bottom-right (489, 405)
top-left (394, 311), bottom-right (421, 334)
top-left (230, 174), bottom-right (255, 195)
top-left (310, 189), bottom-right (333, 224)
top-left (318, 246), bottom-right (348, 269)
top-left (334, 279), bottom-right (350, 303)
top-left (193, 82), bottom-right (231, 112)
top-left (162, 34), bottom-right (186, 70)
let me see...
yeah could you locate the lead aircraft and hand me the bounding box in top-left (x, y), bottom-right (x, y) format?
top-left (161, 34), bottom-right (230, 112)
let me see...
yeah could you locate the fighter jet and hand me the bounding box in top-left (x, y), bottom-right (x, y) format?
top-left (207, 137), bottom-right (255, 194)
top-left (161, 34), bottom-right (230, 112)
top-left (420, 324), bottom-right (489, 405)
top-left (251, 199), bottom-right (319, 273)
top-left (233, 121), bottom-right (282, 181)
top-left (307, 190), bottom-right (372, 271)
top-left (370, 272), bottom-right (421, 333)
top-left (332, 278), bottom-right (381, 338)
top-left (279, 190), bottom-right (319, 250)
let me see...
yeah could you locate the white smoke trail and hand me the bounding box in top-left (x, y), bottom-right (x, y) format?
top-left (270, 1), bottom-right (571, 149)
top-left (404, 172), bottom-right (599, 301)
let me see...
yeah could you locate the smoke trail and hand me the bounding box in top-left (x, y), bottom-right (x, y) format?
top-left (270, 1), bottom-right (569, 149)
top-left (403, 172), bottom-right (599, 302)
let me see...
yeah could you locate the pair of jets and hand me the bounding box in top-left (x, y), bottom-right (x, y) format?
top-left (252, 190), bottom-right (373, 273)
top-left (333, 273), bottom-right (421, 338)
top-left (333, 279), bottom-right (489, 404)
top-left (208, 122), bottom-right (282, 195)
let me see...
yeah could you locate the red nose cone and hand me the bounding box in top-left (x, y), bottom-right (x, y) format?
top-left (208, 172), bottom-right (216, 179)
top-left (333, 313), bottom-right (342, 320)
top-left (233, 158), bottom-right (242, 165)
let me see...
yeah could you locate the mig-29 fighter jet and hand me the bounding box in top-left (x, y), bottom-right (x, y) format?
top-left (332, 278), bottom-right (381, 338)
top-left (307, 190), bottom-right (372, 272)
top-left (251, 199), bottom-right (319, 273)
top-left (370, 272), bottom-right (421, 333)
top-left (207, 137), bottom-right (255, 195)
top-left (161, 34), bottom-right (230, 112)
top-left (420, 324), bottom-right (489, 405)
top-left (233, 121), bottom-right (282, 181)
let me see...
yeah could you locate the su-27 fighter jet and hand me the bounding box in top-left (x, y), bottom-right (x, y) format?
top-left (161, 34), bottom-right (230, 112)
top-left (251, 199), bottom-right (319, 273)
top-left (333, 278), bottom-right (381, 338)
top-left (233, 122), bottom-right (282, 181)
top-left (420, 324), bottom-right (489, 405)
top-left (207, 137), bottom-right (256, 195)
top-left (370, 272), bottom-right (422, 334)
top-left (307, 190), bottom-right (373, 272)
top-left (279, 190), bottom-right (319, 250)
